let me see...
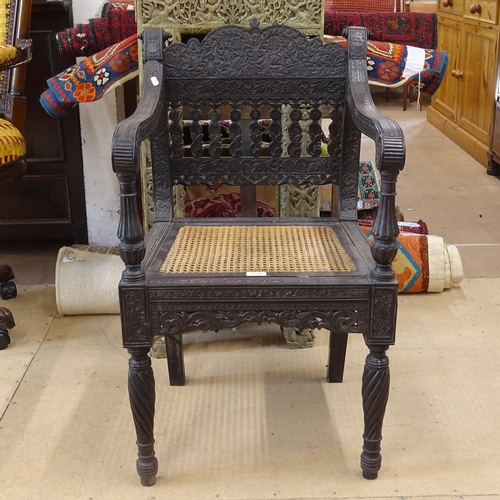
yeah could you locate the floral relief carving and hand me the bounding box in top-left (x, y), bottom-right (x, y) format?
top-left (369, 287), bottom-right (397, 343)
top-left (159, 308), bottom-right (365, 335)
top-left (163, 26), bottom-right (345, 81)
top-left (123, 289), bottom-right (150, 344)
top-left (140, 0), bottom-right (323, 33)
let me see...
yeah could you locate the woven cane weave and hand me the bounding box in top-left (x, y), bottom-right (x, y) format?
top-left (161, 226), bottom-right (356, 274)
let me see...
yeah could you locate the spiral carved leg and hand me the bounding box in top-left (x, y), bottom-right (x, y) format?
top-left (360, 345), bottom-right (390, 480)
top-left (128, 347), bottom-right (158, 486)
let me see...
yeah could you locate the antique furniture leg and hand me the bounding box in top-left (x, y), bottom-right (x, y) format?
top-left (360, 345), bottom-right (390, 479)
top-left (327, 331), bottom-right (348, 383)
top-left (0, 264), bottom-right (17, 300)
top-left (128, 346), bottom-right (158, 486)
top-left (0, 306), bottom-right (15, 350)
top-left (165, 334), bottom-right (185, 386)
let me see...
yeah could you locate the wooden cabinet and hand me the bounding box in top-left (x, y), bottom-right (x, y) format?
top-left (464, 0), bottom-right (497, 23)
top-left (458, 23), bottom-right (497, 144)
top-left (439, 0), bottom-right (464, 16)
top-left (431, 15), bottom-right (461, 121)
top-left (427, 1), bottom-right (499, 166)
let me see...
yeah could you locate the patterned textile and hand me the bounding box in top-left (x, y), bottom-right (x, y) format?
top-left (56, 5), bottom-right (136, 57)
top-left (101, 2), bottom-right (135, 16)
top-left (334, 38), bottom-right (447, 94)
top-left (361, 228), bottom-right (462, 293)
top-left (325, 11), bottom-right (437, 49)
top-left (0, 118), bottom-right (26, 165)
top-left (358, 219), bottom-right (429, 235)
top-left (363, 226), bottom-right (431, 293)
top-left (0, 44), bottom-right (15, 65)
top-left (358, 160), bottom-right (379, 200)
top-left (40, 34), bottom-right (139, 118)
top-left (185, 193), bottom-right (275, 218)
top-left (324, 0), bottom-right (398, 11)
top-left (0, 0), bottom-right (8, 43)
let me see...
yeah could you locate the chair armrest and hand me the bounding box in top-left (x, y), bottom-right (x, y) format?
top-left (14, 38), bottom-right (32, 66)
top-left (112, 52), bottom-right (164, 173)
top-left (111, 28), bottom-right (166, 281)
top-left (0, 38), bottom-right (32, 72)
top-left (345, 27), bottom-right (405, 282)
top-left (345, 28), bottom-right (405, 173)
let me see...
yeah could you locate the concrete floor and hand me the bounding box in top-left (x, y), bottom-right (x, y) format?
top-left (2, 93), bottom-right (500, 500)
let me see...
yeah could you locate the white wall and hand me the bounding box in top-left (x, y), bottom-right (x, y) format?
top-left (73, 1), bottom-right (122, 246)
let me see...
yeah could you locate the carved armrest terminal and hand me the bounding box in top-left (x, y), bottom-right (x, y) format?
top-left (111, 29), bottom-right (168, 283)
top-left (345, 29), bottom-right (405, 281)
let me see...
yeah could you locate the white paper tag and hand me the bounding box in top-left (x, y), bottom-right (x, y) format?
top-left (63, 256), bottom-right (75, 263)
top-left (246, 271), bottom-right (267, 276)
top-left (150, 76), bottom-right (159, 86)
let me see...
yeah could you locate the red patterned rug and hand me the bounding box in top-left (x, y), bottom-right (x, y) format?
top-left (324, 0), bottom-right (400, 11)
top-left (325, 11), bottom-right (437, 49)
top-left (56, 3), bottom-right (136, 57)
top-left (185, 193), bottom-right (275, 218)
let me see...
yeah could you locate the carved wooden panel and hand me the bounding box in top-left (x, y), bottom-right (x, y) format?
top-left (138, 0), bottom-right (324, 40)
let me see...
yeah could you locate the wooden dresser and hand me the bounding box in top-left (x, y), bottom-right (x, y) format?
top-left (427, 0), bottom-right (499, 167)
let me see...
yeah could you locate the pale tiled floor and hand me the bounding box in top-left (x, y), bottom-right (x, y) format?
top-left (2, 93), bottom-right (500, 500)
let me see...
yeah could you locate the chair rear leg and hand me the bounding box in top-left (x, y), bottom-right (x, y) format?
top-left (327, 331), bottom-right (348, 383)
top-left (360, 344), bottom-right (390, 480)
top-left (127, 347), bottom-right (158, 486)
top-left (165, 333), bottom-right (186, 386)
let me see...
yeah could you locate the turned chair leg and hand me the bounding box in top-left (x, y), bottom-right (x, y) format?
top-left (165, 333), bottom-right (186, 386)
top-left (327, 331), bottom-right (348, 383)
top-left (128, 347), bottom-right (158, 486)
top-left (0, 307), bottom-right (15, 350)
top-left (360, 345), bottom-right (390, 479)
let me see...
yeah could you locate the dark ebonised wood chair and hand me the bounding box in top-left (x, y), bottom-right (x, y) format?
top-left (112, 21), bottom-right (405, 487)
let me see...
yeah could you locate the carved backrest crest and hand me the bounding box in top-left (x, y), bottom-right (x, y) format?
top-left (164, 23), bottom-right (345, 81)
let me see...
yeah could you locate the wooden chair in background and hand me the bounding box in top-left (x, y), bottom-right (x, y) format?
top-left (0, 0), bottom-right (32, 349)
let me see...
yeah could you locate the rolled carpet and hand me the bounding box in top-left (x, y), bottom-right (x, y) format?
top-left (55, 247), bottom-right (123, 315)
top-left (362, 227), bottom-right (463, 293)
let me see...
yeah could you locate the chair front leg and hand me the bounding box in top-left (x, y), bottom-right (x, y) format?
top-left (360, 344), bottom-right (390, 479)
top-left (128, 347), bottom-right (158, 486)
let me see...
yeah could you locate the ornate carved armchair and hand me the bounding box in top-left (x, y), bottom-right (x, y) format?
top-left (112, 22), bottom-right (405, 486)
top-left (0, 0), bottom-right (32, 349)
